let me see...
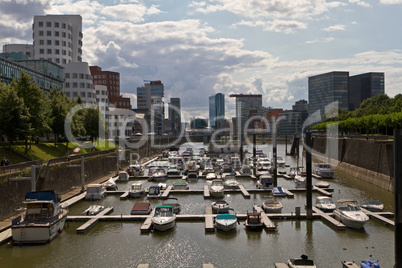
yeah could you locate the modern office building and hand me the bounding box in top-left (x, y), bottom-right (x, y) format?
top-left (32, 15), bottom-right (83, 64)
top-left (209, 93), bottom-right (225, 129)
top-left (230, 94), bottom-right (263, 136)
top-left (348, 72), bottom-right (385, 110)
top-left (2, 44), bottom-right (34, 59)
top-left (277, 100), bottom-right (309, 135)
top-left (169, 98), bottom-right (181, 134)
top-left (190, 118), bottom-right (208, 129)
top-left (308, 71), bottom-right (349, 117)
top-left (90, 66), bottom-right (131, 109)
top-left (136, 80), bottom-right (164, 110)
top-left (63, 62), bottom-right (96, 105)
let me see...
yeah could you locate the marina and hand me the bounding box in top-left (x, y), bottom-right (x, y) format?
top-left (0, 142), bottom-right (396, 267)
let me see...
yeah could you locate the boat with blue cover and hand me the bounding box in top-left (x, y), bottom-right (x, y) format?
top-left (272, 187), bottom-right (286, 197)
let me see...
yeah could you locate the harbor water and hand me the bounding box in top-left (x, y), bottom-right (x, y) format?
top-left (0, 142), bottom-right (395, 267)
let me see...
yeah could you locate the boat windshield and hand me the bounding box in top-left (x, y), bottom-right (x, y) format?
top-left (155, 207), bottom-right (173, 217)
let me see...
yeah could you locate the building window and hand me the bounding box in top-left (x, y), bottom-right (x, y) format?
top-left (47, 40), bottom-right (52, 45)
top-left (73, 92), bottom-right (78, 97)
top-left (73, 82), bottom-right (78, 88)
top-left (65, 73), bottom-right (70, 79)
top-left (39, 49), bottom-right (44, 54)
top-left (66, 92), bottom-right (70, 97)
top-left (56, 58), bottom-right (60, 63)
top-left (55, 31), bottom-right (59, 37)
top-left (80, 83), bottom-right (85, 88)
top-left (46, 31), bottom-right (51, 36)
top-left (46, 21), bottom-right (51, 27)
top-left (65, 82), bottom-right (70, 88)
top-left (39, 40), bottom-right (44, 45)
top-left (47, 49), bottom-right (52, 54)
top-left (62, 32), bottom-right (66, 38)
top-left (62, 50), bottom-right (66, 55)
top-left (80, 92), bottom-right (85, 97)
top-left (38, 21), bottom-right (43, 27)
top-left (72, 73), bottom-right (77, 79)
top-left (62, 23), bottom-right (66, 29)
top-left (55, 22), bottom-right (59, 28)
top-left (55, 49), bottom-right (60, 55)
top-left (55, 40), bottom-right (60, 46)
top-left (94, 75), bottom-right (98, 79)
top-left (62, 59), bottom-right (66, 64)
top-left (103, 80), bottom-right (106, 84)
top-left (39, 31), bottom-right (44, 36)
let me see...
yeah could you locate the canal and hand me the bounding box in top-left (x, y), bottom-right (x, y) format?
top-left (0, 142), bottom-right (395, 267)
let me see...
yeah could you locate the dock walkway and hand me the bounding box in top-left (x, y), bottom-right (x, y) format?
top-left (76, 207), bottom-right (114, 233)
top-left (140, 208), bottom-right (156, 233)
top-left (253, 205), bottom-right (276, 230)
top-left (312, 207), bottom-right (345, 229)
top-left (161, 185), bottom-right (173, 199)
top-left (204, 206), bottom-right (214, 232)
top-left (361, 208), bottom-right (394, 227)
top-left (238, 184), bottom-right (250, 198)
top-left (203, 185), bottom-right (210, 198)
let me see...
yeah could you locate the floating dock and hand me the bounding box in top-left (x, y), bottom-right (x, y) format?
top-left (76, 207), bottom-right (114, 233)
top-left (238, 185), bottom-right (250, 198)
top-left (137, 264), bottom-right (150, 268)
top-left (274, 263), bottom-right (289, 268)
top-left (120, 191), bottom-right (130, 200)
top-left (361, 208), bottom-right (395, 227)
top-left (161, 185), bottom-right (173, 199)
top-left (253, 205), bottom-right (276, 230)
top-left (204, 206), bottom-right (214, 232)
top-left (203, 264), bottom-right (215, 268)
top-left (140, 208), bottom-right (155, 233)
top-left (312, 206), bottom-right (345, 229)
top-left (284, 189), bottom-right (294, 198)
top-left (313, 186), bottom-right (332, 196)
top-left (342, 261), bottom-right (361, 268)
top-left (203, 185), bottom-right (211, 198)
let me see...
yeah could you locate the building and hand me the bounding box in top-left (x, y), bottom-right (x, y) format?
top-left (2, 44), bottom-right (33, 58)
top-left (348, 72), bottom-right (385, 111)
top-left (209, 93), bottom-right (225, 129)
top-left (95, 85), bottom-right (109, 114)
top-left (32, 15), bottom-right (83, 64)
top-left (308, 71), bottom-right (349, 117)
top-left (169, 98), bottom-right (181, 134)
top-left (105, 108), bottom-right (135, 138)
top-left (190, 118), bottom-right (208, 129)
top-left (230, 94), bottom-right (263, 136)
top-left (0, 53), bottom-right (64, 91)
top-left (277, 100), bottom-right (309, 135)
top-left (90, 66), bottom-right (131, 109)
top-left (63, 62), bottom-right (96, 105)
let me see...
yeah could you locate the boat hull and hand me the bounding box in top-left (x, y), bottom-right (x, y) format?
top-left (333, 211), bottom-right (368, 229)
top-left (210, 189), bottom-right (224, 198)
top-left (129, 191), bottom-right (144, 198)
top-left (152, 217), bottom-right (176, 231)
top-left (12, 211), bottom-right (68, 244)
top-left (215, 220), bottom-right (237, 232)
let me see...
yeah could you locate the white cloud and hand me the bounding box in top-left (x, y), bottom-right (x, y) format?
top-left (379, 0), bottom-right (402, 4)
top-left (305, 37), bottom-right (335, 44)
top-left (349, 0), bottom-right (371, 7)
top-left (323, 24), bottom-right (346, 31)
top-left (234, 19), bottom-right (307, 34)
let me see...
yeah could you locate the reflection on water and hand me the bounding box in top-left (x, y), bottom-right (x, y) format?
top-left (0, 142), bottom-right (395, 267)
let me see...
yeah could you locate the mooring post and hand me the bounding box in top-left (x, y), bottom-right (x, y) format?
top-left (305, 131), bottom-right (313, 219)
top-left (394, 129), bottom-right (402, 268)
top-left (31, 165), bottom-right (36, 192)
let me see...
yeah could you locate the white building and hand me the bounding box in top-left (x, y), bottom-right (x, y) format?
top-left (95, 85), bottom-right (109, 114)
top-left (64, 62), bottom-right (96, 105)
top-left (105, 108), bottom-right (135, 138)
top-left (32, 15), bottom-right (83, 64)
top-left (2, 44), bottom-right (34, 59)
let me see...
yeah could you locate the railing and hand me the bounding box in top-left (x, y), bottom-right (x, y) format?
top-left (0, 160), bottom-right (42, 175)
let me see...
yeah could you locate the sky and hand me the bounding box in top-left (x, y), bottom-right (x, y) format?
top-left (1, 0), bottom-right (402, 122)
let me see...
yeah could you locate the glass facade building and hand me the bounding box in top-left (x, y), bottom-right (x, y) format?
top-left (230, 94), bottom-right (262, 135)
top-left (209, 93), bottom-right (225, 129)
top-left (348, 72), bottom-right (385, 110)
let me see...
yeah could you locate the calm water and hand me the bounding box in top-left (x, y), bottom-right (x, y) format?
top-left (0, 142), bottom-right (395, 267)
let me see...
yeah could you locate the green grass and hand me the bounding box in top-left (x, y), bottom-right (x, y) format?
top-left (11, 143), bottom-right (76, 161)
top-left (0, 147), bottom-right (29, 165)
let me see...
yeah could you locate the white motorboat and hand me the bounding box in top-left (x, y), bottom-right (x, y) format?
top-left (333, 199), bottom-right (369, 229)
top-left (294, 175), bottom-right (306, 189)
top-left (315, 196), bottom-right (336, 212)
top-left (361, 200), bottom-right (384, 212)
top-left (262, 200), bottom-right (283, 213)
top-left (288, 167), bottom-right (297, 179)
top-left (11, 190), bottom-right (68, 244)
top-left (314, 180), bottom-right (330, 189)
top-left (276, 156), bottom-right (286, 167)
top-left (148, 167), bottom-right (168, 181)
top-left (85, 184), bottom-right (106, 200)
top-left (152, 205), bottom-right (176, 231)
top-left (214, 213), bottom-right (238, 232)
top-left (129, 182), bottom-right (145, 198)
top-left (102, 177), bottom-right (118, 191)
top-left (240, 165), bottom-right (252, 176)
top-left (162, 197), bottom-right (181, 214)
top-left (147, 185), bottom-right (162, 199)
top-left (313, 163), bottom-right (335, 178)
top-left (118, 171), bottom-right (129, 182)
top-left (211, 200), bottom-right (230, 214)
top-left (287, 254), bottom-right (317, 268)
top-left (256, 166), bottom-right (270, 178)
top-left (223, 174), bottom-right (239, 189)
top-left (210, 179), bottom-right (225, 198)
top-left (82, 205), bottom-right (104, 216)
top-left (256, 174), bottom-right (274, 189)
top-left (206, 172), bottom-right (217, 180)
top-left (167, 165), bottom-right (181, 176)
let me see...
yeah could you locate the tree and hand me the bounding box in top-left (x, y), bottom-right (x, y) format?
top-left (0, 83), bottom-right (30, 149)
top-left (83, 106), bottom-right (107, 143)
top-left (49, 89), bottom-right (72, 143)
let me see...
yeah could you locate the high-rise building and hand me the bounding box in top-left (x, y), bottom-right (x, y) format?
top-left (209, 93), bottom-right (225, 129)
top-left (169, 98), bottom-right (181, 134)
top-left (63, 62), bottom-right (96, 105)
top-left (32, 15), bottom-right (83, 64)
top-left (348, 72), bottom-right (385, 110)
top-left (308, 71), bottom-right (349, 117)
top-left (230, 94), bottom-right (262, 136)
top-left (89, 66), bottom-right (131, 109)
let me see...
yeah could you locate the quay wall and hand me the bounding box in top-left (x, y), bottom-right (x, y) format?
top-left (312, 136), bottom-right (394, 192)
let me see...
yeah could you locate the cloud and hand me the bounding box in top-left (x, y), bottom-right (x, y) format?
top-left (233, 19), bottom-right (307, 34)
top-left (349, 0), bottom-right (371, 7)
top-left (378, 0), bottom-right (402, 4)
top-left (305, 37), bottom-right (335, 44)
top-left (323, 24), bottom-right (346, 31)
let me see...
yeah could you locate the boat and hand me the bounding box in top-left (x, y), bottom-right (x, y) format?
top-left (206, 172), bottom-right (217, 180)
top-left (240, 165), bottom-right (252, 176)
top-left (186, 171), bottom-right (198, 181)
top-left (158, 182), bottom-right (167, 190)
top-left (360, 259), bottom-right (381, 268)
top-left (82, 205), bottom-right (104, 216)
top-left (167, 165), bottom-right (181, 176)
top-left (333, 199), bottom-right (369, 229)
top-left (129, 182), bottom-right (145, 198)
top-left (147, 185), bottom-right (162, 199)
top-left (214, 213), bottom-right (238, 232)
top-left (203, 164), bottom-right (214, 175)
top-left (313, 163), bottom-right (335, 178)
top-left (11, 190), bottom-right (68, 244)
top-left (148, 167), bottom-right (168, 181)
top-left (117, 171), bottom-right (129, 182)
top-left (256, 174), bottom-right (274, 189)
top-left (131, 202), bottom-right (152, 215)
top-left (294, 175), bottom-right (306, 189)
top-left (297, 167), bottom-right (307, 177)
top-left (315, 196), bottom-right (336, 212)
top-left (314, 180), bottom-right (330, 189)
top-left (102, 177), bottom-right (118, 191)
top-left (272, 187), bottom-right (287, 197)
top-left (287, 254), bottom-right (317, 268)
top-left (255, 166), bottom-right (270, 178)
top-left (361, 200), bottom-right (384, 212)
top-left (288, 167), bottom-right (297, 179)
top-left (276, 156), bottom-right (286, 167)
top-left (162, 197), bottom-right (181, 213)
top-left (262, 200), bottom-right (283, 213)
top-left (210, 179), bottom-right (225, 198)
top-left (172, 179), bottom-right (189, 190)
top-left (211, 200), bottom-right (230, 214)
top-left (152, 205), bottom-right (176, 231)
top-left (127, 165), bottom-right (144, 177)
top-left (85, 184), bottom-right (107, 200)
top-left (244, 209), bottom-right (263, 231)
top-left (223, 174), bottom-right (239, 189)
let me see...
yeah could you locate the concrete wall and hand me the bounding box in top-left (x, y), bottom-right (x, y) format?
top-left (312, 136), bottom-right (394, 192)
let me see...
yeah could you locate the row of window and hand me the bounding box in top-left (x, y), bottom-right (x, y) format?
top-left (65, 73), bottom-right (92, 80)
top-left (37, 21), bottom-right (71, 30)
top-left (37, 39), bottom-right (71, 48)
top-left (65, 82), bottom-right (94, 90)
top-left (65, 91), bottom-right (96, 98)
top-left (38, 48), bottom-right (70, 56)
top-left (93, 74), bottom-right (119, 79)
top-left (95, 90), bottom-right (108, 96)
top-left (93, 80), bottom-right (120, 86)
top-left (36, 30), bottom-right (74, 40)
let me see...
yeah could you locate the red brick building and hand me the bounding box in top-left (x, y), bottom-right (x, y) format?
top-left (90, 66), bottom-right (131, 109)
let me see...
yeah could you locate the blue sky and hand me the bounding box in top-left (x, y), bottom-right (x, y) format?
top-left (1, 0), bottom-right (401, 121)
